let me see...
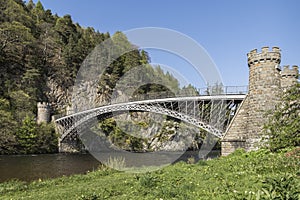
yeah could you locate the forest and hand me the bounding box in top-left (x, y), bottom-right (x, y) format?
top-left (0, 0), bottom-right (198, 154)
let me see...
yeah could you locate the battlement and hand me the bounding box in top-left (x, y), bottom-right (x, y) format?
top-left (247, 46), bottom-right (281, 66)
top-left (281, 65), bottom-right (299, 78)
top-left (37, 102), bottom-right (50, 109)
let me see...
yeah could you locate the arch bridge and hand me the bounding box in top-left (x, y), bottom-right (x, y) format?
top-left (55, 86), bottom-right (247, 152)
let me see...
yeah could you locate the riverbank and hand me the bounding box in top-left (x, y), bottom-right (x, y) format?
top-left (1, 148), bottom-right (299, 199)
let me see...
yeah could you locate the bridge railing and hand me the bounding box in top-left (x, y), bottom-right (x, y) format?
top-left (125, 85), bottom-right (248, 102)
top-left (58, 85), bottom-right (248, 116)
top-left (197, 85), bottom-right (249, 96)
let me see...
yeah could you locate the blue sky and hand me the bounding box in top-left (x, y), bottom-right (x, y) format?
top-left (31, 0), bottom-right (300, 88)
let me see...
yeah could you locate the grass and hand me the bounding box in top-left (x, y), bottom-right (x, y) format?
top-left (103, 156), bottom-right (126, 171)
top-left (0, 148), bottom-right (299, 200)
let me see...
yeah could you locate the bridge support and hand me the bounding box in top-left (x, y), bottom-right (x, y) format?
top-left (222, 47), bottom-right (299, 156)
top-left (59, 138), bottom-right (84, 153)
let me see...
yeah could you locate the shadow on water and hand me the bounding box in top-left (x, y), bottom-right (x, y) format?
top-left (0, 153), bottom-right (100, 183)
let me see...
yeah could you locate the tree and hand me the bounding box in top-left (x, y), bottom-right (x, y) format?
top-left (0, 0), bottom-right (189, 154)
top-left (180, 84), bottom-right (199, 96)
top-left (31, 0), bottom-right (45, 22)
top-left (2, 0), bottom-right (34, 28)
top-left (9, 90), bottom-right (35, 123)
top-left (36, 123), bottom-right (58, 153)
top-left (0, 21), bottom-right (34, 92)
top-left (263, 83), bottom-right (300, 151)
top-left (26, 0), bottom-right (35, 10)
top-left (55, 15), bottom-right (77, 44)
top-left (0, 98), bottom-right (18, 154)
top-left (15, 116), bottom-right (38, 154)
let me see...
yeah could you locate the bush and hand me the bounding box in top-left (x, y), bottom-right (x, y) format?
top-left (15, 116), bottom-right (58, 154)
top-left (263, 83), bottom-right (300, 152)
top-left (259, 174), bottom-right (300, 200)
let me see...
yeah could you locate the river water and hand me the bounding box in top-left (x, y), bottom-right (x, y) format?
top-left (0, 153), bottom-right (100, 183)
top-left (0, 150), bottom-right (220, 183)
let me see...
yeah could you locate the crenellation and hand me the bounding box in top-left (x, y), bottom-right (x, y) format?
top-left (281, 65), bottom-right (299, 77)
top-left (248, 49), bottom-right (257, 57)
top-left (272, 46), bottom-right (280, 52)
top-left (261, 46), bottom-right (269, 54)
top-left (247, 46), bottom-right (281, 66)
top-left (281, 65), bottom-right (299, 89)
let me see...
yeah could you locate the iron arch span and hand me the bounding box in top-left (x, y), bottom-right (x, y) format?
top-left (55, 95), bottom-right (245, 142)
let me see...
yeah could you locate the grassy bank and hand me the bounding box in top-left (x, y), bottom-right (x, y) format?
top-left (1, 148), bottom-right (299, 200)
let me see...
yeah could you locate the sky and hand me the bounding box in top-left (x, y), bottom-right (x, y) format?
top-left (31, 0), bottom-right (300, 89)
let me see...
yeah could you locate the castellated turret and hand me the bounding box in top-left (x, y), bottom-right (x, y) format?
top-left (222, 47), bottom-right (284, 155)
top-left (281, 65), bottom-right (299, 89)
top-left (246, 46), bottom-right (283, 150)
top-left (247, 46), bottom-right (281, 99)
top-left (37, 102), bottom-right (51, 124)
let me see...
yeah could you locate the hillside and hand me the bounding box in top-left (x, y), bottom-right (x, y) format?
top-left (0, 0), bottom-right (196, 154)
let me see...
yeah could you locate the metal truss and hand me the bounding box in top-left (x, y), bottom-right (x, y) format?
top-left (55, 95), bottom-right (245, 142)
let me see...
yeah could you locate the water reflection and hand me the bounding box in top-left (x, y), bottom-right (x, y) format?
top-left (0, 154), bottom-right (100, 182)
top-left (0, 150), bottom-right (219, 182)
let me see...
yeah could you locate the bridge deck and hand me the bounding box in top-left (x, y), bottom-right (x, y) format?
top-left (56, 94), bottom-right (246, 122)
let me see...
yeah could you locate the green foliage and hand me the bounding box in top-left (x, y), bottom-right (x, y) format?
top-left (259, 174), bottom-right (300, 200)
top-left (0, 0), bottom-right (108, 97)
top-left (0, 98), bottom-right (18, 154)
top-left (1, 149), bottom-right (299, 199)
top-left (180, 83), bottom-right (199, 96)
top-left (16, 116), bottom-right (38, 153)
top-left (263, 83), bottom-right (300, 152)
top-left (9, 90), bottom-right (35, 123)
top-left (0, 0), bottom-right (202, 154)
top-left (0, 0), bottom-right (110, 154)
top-left (15, 116), bottom-right (58, 154)
top-left (136, 172), bottom-right (158, 188)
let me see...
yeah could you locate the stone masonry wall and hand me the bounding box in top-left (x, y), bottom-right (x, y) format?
top-left (221, 95), bottom-right (249, 156)
top-left (37, 102), bottom-right (51, 124)
top-left (281, 65), bottom-right (299, 89)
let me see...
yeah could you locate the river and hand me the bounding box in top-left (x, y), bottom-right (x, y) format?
top-left (0, 150), bottom-right (220, 183)
top-left (0, 153), bottom-right (100, 183)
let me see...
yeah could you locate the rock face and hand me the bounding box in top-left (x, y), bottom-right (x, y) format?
top-left (148, 120), bottom-right (198, 151)
top-left (109, 112), bottom-right (200, 152)
top-left (46, 78), bottom-right (73, 112)
top-left (46, 79), bottom-right (102, 114)
top-left (222, 47), bottom-right (299, 156)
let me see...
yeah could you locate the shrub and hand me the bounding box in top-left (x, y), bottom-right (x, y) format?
top-left (263, 83), bottom-right (300, 152)
top-left (259, 174), bottom-right (300, 200)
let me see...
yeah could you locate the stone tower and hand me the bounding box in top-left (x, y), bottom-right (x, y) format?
top-left (221, 46), bottom-right (296, 155)
top-left (281, 65), bottom-right (299, 89)
top-left (246, 47), bottom-right (282, 150)
top-left (37, 102), bottom-right (51, 124)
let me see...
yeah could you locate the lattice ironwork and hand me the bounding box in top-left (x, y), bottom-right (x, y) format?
top-left (55, 95), bottom-right (245, 142)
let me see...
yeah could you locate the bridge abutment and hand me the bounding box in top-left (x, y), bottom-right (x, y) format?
top-left (59, 139), bottom-right (84, 153)
top-left (222, 47), bottom-right (299, 156)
